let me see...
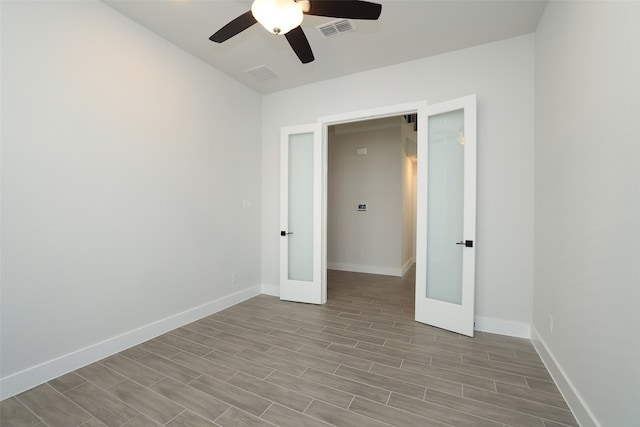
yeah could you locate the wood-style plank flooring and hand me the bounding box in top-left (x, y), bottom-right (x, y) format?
top-left (1, 268), bottom-right (577, 427)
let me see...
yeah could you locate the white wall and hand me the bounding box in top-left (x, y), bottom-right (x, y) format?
top-left (327, 120), bottom-right (405, 275)
top-left (1, 0), bottom-right (262, 397)
top-left (262, 34), bottom-right (535, 335)
top-left (533, 2), bottom-right (640, 426)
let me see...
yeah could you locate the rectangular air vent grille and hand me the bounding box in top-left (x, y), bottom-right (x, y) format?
top-left (317, 19), bottom-right (354, 38)
top-left (244, 65), bottom-right (278, 81)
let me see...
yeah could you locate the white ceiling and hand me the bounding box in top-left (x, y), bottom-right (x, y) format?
top-left (102, 0), bottom-right (547, 94)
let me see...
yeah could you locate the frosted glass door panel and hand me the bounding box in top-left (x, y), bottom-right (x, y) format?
top-left (426, 109), bottom-right (464, 304)
top-left (288, 132), bottom-right (314, 282)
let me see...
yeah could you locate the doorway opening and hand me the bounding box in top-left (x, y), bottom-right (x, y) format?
top-left (326, 115), bottom-right (418, 309)
top-left (280, 96), bottom-right (476, 336)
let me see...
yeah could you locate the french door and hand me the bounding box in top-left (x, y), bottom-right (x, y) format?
top-left (415, 95), bottom-right (477, 337)
top-left (279, 96), bottom-right (476, 336)
top-left (279, 124), bottom-right (325, 304)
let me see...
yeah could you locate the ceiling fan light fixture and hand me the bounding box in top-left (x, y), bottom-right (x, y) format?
top-left (251, 0), bottom-right (303, 35)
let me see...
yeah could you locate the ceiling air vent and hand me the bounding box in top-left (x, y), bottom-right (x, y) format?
top-left (244, 65), bottom-right (279, 81)
top-left (317, 19), bottom-right (355, 38)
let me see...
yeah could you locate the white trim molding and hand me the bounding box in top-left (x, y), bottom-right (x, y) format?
top-left (400, 259), bottom-right (414, 277)
top-left (0, 285), bottom-right (262, 400)
top-left (530, 327), bottom-right (600, 427)
top-left (474, 316), bottom-right (531, 339)
top-left (261, 284), bottom-right (280, 297)
top-left (327, 262), bottom-right (405, 277)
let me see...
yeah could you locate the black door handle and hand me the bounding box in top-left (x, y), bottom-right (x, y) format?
top-left (280, 231), bottom-right (294, 236)
top-left (456, 240), bottom-right (474, 247)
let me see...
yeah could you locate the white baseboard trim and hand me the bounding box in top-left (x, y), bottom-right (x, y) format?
top-left (530, 326), bottom-right (599, 427)
top-left (474, 316), bottom-right (531, 339)
top-left (327, 262), bottom-right (402, 277)
top-left (0, 285), bottom-right (262, 400)
top-left (261, 284), bottom-right (280, 297)
top-left (400, 259), bottom-right (415, 276)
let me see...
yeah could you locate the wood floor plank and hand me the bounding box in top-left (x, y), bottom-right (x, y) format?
top-left (120, 414), bottom-right (160, 427)
top-left (334, 366), bottom-right (426, 399)
top-left (166, 410), bottom-right (218, 427)
top-left (349, 396), bottom-right (449, 427)
top-left (265, 346), bottom-right (340, 373)
top-left (64, 382), bottom-right (138, 427)
top-left (463, 385), bottom-right (578, 426)
top-left (495, 382), bottom-right (570, 409)
top-left (48, 372), bottom-right (87, 393)
top-left (400, 359), bottom-right (496, 391)
top-left (197, 317), bottom-right (251, 336)
top-left (326, 343), bottom-right (403, 367)
top-left (370, 362), bottom-right (463, 396)
top-left (227, 372), bottom-right (313, 412)
top-left (100, 355), bottom-right (165, 388)
top-left (424, 389), bottom-right (545, 427)
top-left (410, 336), bottom-right (491, 359)
top-left (76, 362), bottom-right (127, 390)
top-left (214, 332), bottom-right (274, 353)
top-left (388, 392), bottom-right (504, 427)
top-left (189, 375), bottom-right (271, 417)
top-left (345, 324), bottom-right (412, 343)
top-left (271, 314), bottom-right (339, 331)
top-left (261, 403), bottom-right (333, 427)
top-left (321, 326), bottom-right (387, 345)
top-left (1, 397), bottom-right (42, 427)
top-left (215, 407), bottom-right (275, 427)
top-left (365, 340), bottom-right (463, 363)
top-left (170, 351), bottom-right (237, 381)
top-left (188, 332), bottom-right (246, 355)
top-left (526, 377), bottom-right (562, 395)
top-left (265, 371), bottom-right (354, 409)
top-left (149, 377), bottom-right (229, 422)
top-left (108, 380), bottom-right (183, 425)
top-left (135, 339), bottom-right (182, 359)
top-left (431, 357), bottom-right (529, 386)
top-left (235, 348), bottom-right (308, 376)
top-left (297, 345), bottom-right (373, 371)
top-left (461, 355), bottom-right (553, 381)
top-left (268, 329), bottom-right (332, 349)
top-left (216, 316), bottom-right (275, 335)
top-left (17, 384), bottom-right (92, 427)
top-left (155, 332), bottom-right (213, 357)
top-left (301, 368), bottom-right (391, 404)
top-left (3, 268), bottom-right (578, 427)
top-left (136, 353), bottom-right (201, 384)
top-left (303, 400), bottom-right (390, 427)
top-left (241, 330), bottom-right (304, 351)
top-left (488, 351), bottom-right (546, 369)
top-left (203, 350), bottom-right (273, 379)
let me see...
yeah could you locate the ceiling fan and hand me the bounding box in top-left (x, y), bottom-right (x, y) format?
top-left (209, 0), bottom-right (382, 64)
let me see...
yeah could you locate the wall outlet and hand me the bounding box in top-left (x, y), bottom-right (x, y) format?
top-left (231, 272), bottom-right (238, 284)
top-left (549, 315), bottom-right (554, 334)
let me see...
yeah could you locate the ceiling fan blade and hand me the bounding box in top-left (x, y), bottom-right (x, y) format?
top-left (306, 0), bottom-right (382, 20)
top-left (285, 26), bottom-right (315, 64)
top-left (209, 11), bottom-right (257, 43)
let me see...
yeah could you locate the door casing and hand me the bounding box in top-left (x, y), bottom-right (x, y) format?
top-left (280, 98), bottom-right (476, 336)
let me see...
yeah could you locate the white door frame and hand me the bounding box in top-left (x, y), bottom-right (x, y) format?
top-left (317, 100), bottom-right (429, 300)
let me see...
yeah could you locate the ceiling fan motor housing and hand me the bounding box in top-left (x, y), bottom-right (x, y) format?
top-left (251, 0), bottom-right (304, 36)
top-left (210, 0), bottom-right (382, 64)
